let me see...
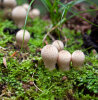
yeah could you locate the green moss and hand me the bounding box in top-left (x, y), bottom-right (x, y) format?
top-left (0, 13), bottom-right (98, 100)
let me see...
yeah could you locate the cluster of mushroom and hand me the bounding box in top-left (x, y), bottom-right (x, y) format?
top-left (12, 3), bottom-right (40, 28)
top-left (0, 0), bottom-right (40, 28)
top-left (41, 40), bottom-right (85, 71)
top-left (12, 5), bottom-right (40, 28)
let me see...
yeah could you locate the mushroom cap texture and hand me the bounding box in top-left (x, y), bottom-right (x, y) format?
top-left (72, 50), bottom-right (85, 67)
top-left (57, 50), bottom-right (71, 71)
top-left (16, 30), bottom-right (30, 44)
top-left (3, 0), bottom-right (17, 8)
top-left (29, 8), bottom-right (40, 17)
top-left (41, 45), bottom-right (58, 70)
top-left (52, 40), bottom-right (64, 51)
top-left (12, 6), bottom-right (27, 20)
top-left (23, 3), bottom-right (31, 11)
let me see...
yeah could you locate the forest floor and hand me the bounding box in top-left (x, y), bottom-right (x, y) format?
top-left (0, 11), bottom-right (98, 100)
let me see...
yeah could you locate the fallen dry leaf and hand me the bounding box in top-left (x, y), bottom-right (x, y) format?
top-left (3, 57), bottom-right (7, 68)
top-left (11, 51), bottom-right (17, 57)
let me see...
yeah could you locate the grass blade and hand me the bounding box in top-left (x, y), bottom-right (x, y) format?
top-left (20, 0), bottom-right (35, 51)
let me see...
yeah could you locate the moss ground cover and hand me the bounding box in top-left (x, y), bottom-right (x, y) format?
top-left (0, 11), bottom-right (98, 100)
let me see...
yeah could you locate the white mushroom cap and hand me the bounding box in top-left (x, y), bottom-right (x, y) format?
top-left (52, 40), bottom-right (64, 51)
top-left (29, 8), bottom-right (40, 19)
top-left (72, 50), bottom-right (85, 67)
top-left (41, 45), bottom-right (58, 70)
top-left (22, 3), bottom-right (31, 11)
top-left (57, 50), bottom-right (71, 71)
top-left (12, 6), bottom-right (27, 28)
top-left (16, 29), bottom-right (30, 48)
top-left (3, 0), bottom-right (17, 8)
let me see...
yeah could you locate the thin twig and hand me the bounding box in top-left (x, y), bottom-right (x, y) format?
top-left (58, 28), bottom-right (67, 42)
top-left (43, 31), bottom-right (55, 42)
top-left (43, 25), bottom-right (58, 42)
top-left (48, 34), bottom-right (55, 41)
top-left (33, 82), bottom-right (43, 92)
top-left (43, 31), bottom-right (49, 42)
top-left (43, 18), bottom-right (66, 42)
top-left (0, 93), bottom-right (5, 98)
top-left (32, 74), bottom-right (43, 92)
top-left (0, 46), bottom-right (6, 50)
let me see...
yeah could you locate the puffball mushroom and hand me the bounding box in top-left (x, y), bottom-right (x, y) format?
top-left (16, 29), bottom-right (30, 48)
top-left (29, 8), bottom-right (40, 19)
top-left (12, 6), bottom-right (27, 28)
top-left (3, 0), bottom-right (17, 9)
top-left (41, 45), bottom-right (58, 70)
top-left (22, 3), bottom-right (31, 12)
top-left (57, 50), bottom-right (71, 71)
top-left (52, 40), bottom-right (64, 51)
top-left (72, 50), bottom-right (85, 67)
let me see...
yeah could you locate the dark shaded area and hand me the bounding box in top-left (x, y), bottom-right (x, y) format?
top-left (82, 33), bottom-right (98, 52)
top-left (82, 13), bottom-right (98, 52)
top-left (0, 84), bottom-right (6, 94)
top-left (90, 13), bottom-right (98, 45)
top-left (73, 80), bottom-right (98, 97)
top-left (3, 28), bottom-right (35, 38)
top-left (3, 28), bottom-right (21, 35)
top-left (31, 32), bottom-right (35, 38)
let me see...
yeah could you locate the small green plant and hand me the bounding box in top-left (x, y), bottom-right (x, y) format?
top-left (40, 0), bottom-right (98, 35)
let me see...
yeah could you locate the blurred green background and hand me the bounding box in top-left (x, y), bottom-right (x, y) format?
top-left (16, 0), bottom-right (28, 5)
